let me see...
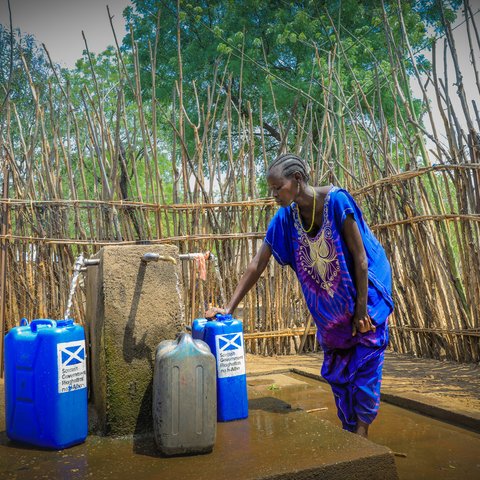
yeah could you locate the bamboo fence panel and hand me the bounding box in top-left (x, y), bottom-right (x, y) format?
top-left (1, 3), bottom-right (479, 362)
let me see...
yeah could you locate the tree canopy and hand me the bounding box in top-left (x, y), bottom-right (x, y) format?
top-left (121, 0), bottom-right (461, 141)
top-left (0, 0), bottom-right (464, 201)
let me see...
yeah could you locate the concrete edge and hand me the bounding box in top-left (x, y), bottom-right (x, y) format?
top-left (290, 368), bottom-right (480, 433)
top-left (247, 367), bottom-right (480, 434)
top-left (260, 451), bottom-right (399, 480)
top-left (379, 392), bottom-right (480, 433)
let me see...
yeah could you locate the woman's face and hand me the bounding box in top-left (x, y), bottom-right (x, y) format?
top-left (267, 168), bottom-right (297, 207)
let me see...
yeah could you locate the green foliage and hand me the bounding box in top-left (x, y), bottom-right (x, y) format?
top-left (0, 25), bottom-right (53, 138)
top-left (414, 0), bottom-right (462, 33)
top-left (1, 1), bottom-right (463, 200)
top-left (120, 0), bottom-right (460, 158)
top-left (267, 383), bottom-right (280, 391)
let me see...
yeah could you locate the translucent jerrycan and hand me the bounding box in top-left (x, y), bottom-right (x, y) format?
top-left (192, 314), bottom-right (248, 422)
top-left (4, 318), bottom-right (88, 449)
top-left (153, 332), bottom-right (216, 455)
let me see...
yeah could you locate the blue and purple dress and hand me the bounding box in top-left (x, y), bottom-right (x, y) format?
top-left (265, 187), bottom-right (394, 431)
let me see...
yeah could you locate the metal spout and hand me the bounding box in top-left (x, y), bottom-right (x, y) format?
top-left (84, 258), bottom-right (100, 266)
top-left (142, 253), bottom-right (177, 265)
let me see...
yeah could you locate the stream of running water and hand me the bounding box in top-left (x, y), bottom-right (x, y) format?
top-left (64, 253), bottom-right (85, 320)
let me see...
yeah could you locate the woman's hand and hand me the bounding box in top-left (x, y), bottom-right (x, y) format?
top-left (204, 306), bottom-right (227, 319)
top-left (352, 313), bottom-right (376, 336)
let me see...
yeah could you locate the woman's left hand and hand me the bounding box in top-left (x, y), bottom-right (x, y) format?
top-left (352, 313), bottom-right (376, 336)
top-left (204, 306), bottom-right (227, 319)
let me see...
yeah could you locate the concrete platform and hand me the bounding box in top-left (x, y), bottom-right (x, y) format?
top-left (3, 348), bottom-right (480, 479)
top-left (0, 375), bottom-right (398, 480)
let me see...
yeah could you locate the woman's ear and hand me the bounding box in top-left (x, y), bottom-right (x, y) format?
top-left (293, 173), bottom-right (302, 195)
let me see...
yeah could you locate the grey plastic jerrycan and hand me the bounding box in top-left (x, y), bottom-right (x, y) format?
top-left (153, 332), bottom-right (217, 455)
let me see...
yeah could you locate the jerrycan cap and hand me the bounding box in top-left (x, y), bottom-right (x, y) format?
top-left (215, 313), bottom-right (233, 323)
top-left (56, 318), bottom-right (74, 328)
top-left (175, 332), bottom-right (198, 349)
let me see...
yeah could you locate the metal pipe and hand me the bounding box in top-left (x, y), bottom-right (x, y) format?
top-left (141, 253), bottom-right (177, 265)
top-left (83, 258), bottom-right (100, 266)
top-left (178, 252), bottom-right (214, 262)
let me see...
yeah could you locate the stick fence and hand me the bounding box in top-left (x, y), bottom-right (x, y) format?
top-left (1, 2), bottom-right (479, 363)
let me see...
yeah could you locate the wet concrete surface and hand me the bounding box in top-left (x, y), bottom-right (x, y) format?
top-left (1, 374), bottom-right (398, 480)
top-left (249, 373), bottom-right (480, 480)
top-left (245, 351), bottom-right (480, 430)
top-left (1, 370), bottom-right (480, 479)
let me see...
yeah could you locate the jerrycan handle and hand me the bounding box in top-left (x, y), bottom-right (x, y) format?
top-left (30, 319), bottom-right (56, 332)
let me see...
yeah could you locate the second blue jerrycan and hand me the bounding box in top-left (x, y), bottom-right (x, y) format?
top-left (192, 314), bottom-right (248, 422)
top-left (4, 318), bottom-right (88, 449)
top-left (153, 332), bottom-right (216, 456)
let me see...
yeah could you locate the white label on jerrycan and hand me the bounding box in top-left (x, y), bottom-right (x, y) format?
top-left (57, 340), bottom-right (87, 393)
top-left (215, 332), bottom-right (246, 378)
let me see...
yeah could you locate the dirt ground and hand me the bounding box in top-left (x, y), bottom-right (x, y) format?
top-left (245, 350), bottom-right (480, 430)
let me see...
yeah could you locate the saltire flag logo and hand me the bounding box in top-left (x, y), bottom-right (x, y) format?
top-left (61, 344), bottom-right (85, 366)
top-left (217, 333), bottom-right (243, 351)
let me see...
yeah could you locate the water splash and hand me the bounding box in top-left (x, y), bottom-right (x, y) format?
top-left (174, 263), bottom-right (186, 327)
top-left (64, 253), bottom-right (85, 320)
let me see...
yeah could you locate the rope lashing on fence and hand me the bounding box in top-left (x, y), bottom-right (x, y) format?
top-left (0, 197), bottom-right (276, 210)
top-left (353, 163), bottom-right (480, 196)
top-left (371, 214), bottom-right (480, 230)
top-left (1, 213), bottom-right (479, 245)
top-left (2, 163), bottom-right (480, 211)
top-left (388, 325), bottom-right (480, 337)
top-left (0, 232), bottom-right (266, 245)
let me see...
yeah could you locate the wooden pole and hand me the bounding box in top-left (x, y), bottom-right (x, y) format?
top-left (0, 166), bottom-right (10, 378)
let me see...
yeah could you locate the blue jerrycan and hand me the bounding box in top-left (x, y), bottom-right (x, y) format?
top-left (192, 314), bottom-right (248, 422)
top-left (153, 332), bottom-right (216, 456)
top-left (4, 318), bottom-right (88, 449)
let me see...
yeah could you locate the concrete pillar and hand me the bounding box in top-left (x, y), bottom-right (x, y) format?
top-left (86, 244), bottom-right (184, 436)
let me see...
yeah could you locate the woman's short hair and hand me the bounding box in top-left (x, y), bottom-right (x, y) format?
top-left (267, 153), bottom-right (310, 181)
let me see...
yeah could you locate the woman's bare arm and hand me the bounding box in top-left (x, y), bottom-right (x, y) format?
top-left (342, 214), bottom-right (375, 336)
top-left (205, 241), bottom-right (272, 318)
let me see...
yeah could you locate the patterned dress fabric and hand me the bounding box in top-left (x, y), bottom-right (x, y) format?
top-left (265, 186), bottom-right (394, 430)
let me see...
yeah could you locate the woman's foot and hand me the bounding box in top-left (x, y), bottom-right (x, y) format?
top-left (355, 420), bottom-right (369, 438)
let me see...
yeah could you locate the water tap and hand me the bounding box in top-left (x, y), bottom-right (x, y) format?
top-left (142, 253), bottom-right (177, 265)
